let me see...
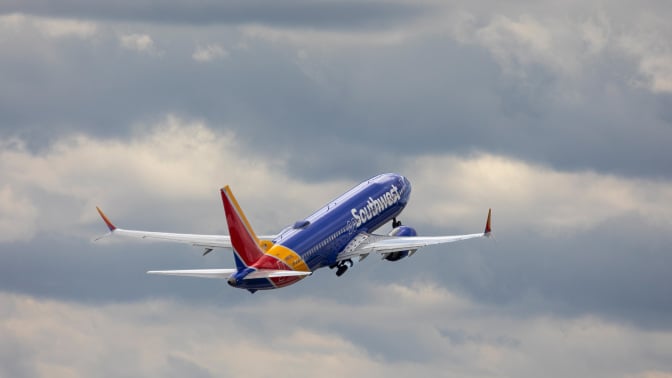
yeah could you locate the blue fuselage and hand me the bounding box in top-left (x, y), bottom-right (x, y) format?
top-left (239, 173), bottom-right (411, 290)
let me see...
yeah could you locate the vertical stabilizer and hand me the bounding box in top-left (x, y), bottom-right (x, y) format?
top-left (221, 186), bottom-right (265, 269)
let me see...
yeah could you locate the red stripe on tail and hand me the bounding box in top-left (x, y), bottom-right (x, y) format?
top-left (220, 186), bottom-right (264, 267)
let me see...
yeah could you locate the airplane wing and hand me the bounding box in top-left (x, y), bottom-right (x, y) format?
top-left (337, 209), bottom-right (492, 262)
top-left (95, 207), bottom-right (309, 282)
top-left (94, 207), bottom-right (275, 250)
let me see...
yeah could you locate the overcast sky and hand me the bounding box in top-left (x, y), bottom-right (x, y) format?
top-left (1, 1), bottom-right (672, 377)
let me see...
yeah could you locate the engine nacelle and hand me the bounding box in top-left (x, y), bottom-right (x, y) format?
top-left (383, 225), bottom-right (418, 261)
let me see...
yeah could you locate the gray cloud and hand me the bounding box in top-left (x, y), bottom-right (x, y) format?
top-left (1, 7), bottom-right (671, 181)
top-left (1, 125), bottom-right (670, 331)
top-left (0, 0), bottom-right (428, 29)
top-left (1, 2), bottom-right (672, 375)
top-left (0, 333), bottom-right (36, 378)
top-left (1, 289), bottom-right (671, 377)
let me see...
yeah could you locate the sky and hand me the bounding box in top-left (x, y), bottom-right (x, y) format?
top-left (1, 0), bottom-right (672, 377)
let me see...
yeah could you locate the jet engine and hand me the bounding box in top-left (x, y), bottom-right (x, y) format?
top-left (383, 225), bottom-right (417, 261)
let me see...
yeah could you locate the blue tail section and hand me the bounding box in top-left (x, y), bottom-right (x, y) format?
top-left (233, 253), bottom-right (248, 270)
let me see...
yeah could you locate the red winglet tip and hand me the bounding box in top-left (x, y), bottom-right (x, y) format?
top-left (96, 206), bottom-right (116, 231)
top-left (484, 208), bottom-right (492, 235)
top-left (220, 185), bottom-right (232, 199)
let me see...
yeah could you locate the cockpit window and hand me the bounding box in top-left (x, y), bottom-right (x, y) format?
top-left (293, 220), bottom-right (310, 229)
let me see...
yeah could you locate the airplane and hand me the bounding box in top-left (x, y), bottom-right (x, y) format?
top-left (96, 173), bottom-right (491, 293)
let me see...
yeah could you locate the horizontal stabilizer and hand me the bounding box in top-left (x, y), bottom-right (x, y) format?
top-left (244, 270), bottom-right (312, 279)
top-left (147, 269), bottom-right (236, 279)
top-left (146, 268), bottom-right (311, 280)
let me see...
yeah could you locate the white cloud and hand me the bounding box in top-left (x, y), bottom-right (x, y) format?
top-left (614, 9), bottom-right (672, 94)
top-left (402, 154), bottom-right (672, 236)
top-left (0, 185), bottom-right (37, 242)
top-left (0, 13), bottom-right (28, 31)
top-left (1, 285), bottom-right (671, 378)
top-left (450, 6), bottom-right (672, 94)
top-left (477, 16), bottom-right (552, 62)
top-left (580, 12), bottom-right (611, 55)
top-left (0, 116), bottom-right (351, 238)
top-left (452, 13), bottom-right (593, 78)
top-left (629, 372), bottom-right (672, 378)
top-left (34, 18), bottom-right (97, 39)
top-left (120, 33), bottom-right (159, 54)
top-left (637, 54), bottom-right (672, 93)
top-left (240, 24), bottom-right (415, 48)
top-left (0, 13), bottom-right (97, 39)
top-left (192, 44), bottom-right (229, 62)
top-left (619, 31), bottom-right (672, 93)
top-left (1, 118), bottom-right (671, 241)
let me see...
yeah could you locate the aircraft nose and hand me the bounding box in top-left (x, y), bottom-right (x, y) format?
top-left (401, 175), bottom-right (411, 192)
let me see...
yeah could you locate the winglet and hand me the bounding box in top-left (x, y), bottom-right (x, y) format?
top-left (484, 208), bottom-right (492, 236)
top-left (96, 206), bottom-right (116, 231)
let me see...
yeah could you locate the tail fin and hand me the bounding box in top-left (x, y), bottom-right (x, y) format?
top-left (484, 208), bottom-right (492, 237)
top-left (221, 186), bottom-right (265, 270)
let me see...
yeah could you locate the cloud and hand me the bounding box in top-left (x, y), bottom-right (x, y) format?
top-left (402, 154), bottom-right (672, 235)
top-left (0, 13), bottom-right (97, 39)
top-left (3, 117), bottom-right (671, 241)
top-left (630, 372), bottom-right (672, 378)
top-left (1, 119), bottom-right (670, 332)
top-left (0, 0), bottom-right (428, 29)
top-left (637, 54), bottom-right (672, 93)
top-left (33, 17), bottom-right (97, 39)
top-left (619, 29), bottom-right (672, 93)
top-left (1, 4), bottom-right (672, 369)
top-left (2, 6), bottom-right (671, 182)
top-left (0, 116), bottom-right (351, 238)
top-left (119, 33), bottom-right (160, 54)
top-left (192, 44), bottom-right (228, 62)
top-left (0, 185), bottom-right (37, 243)
top-left (450, 6), bottom-right (672, 94)
top-left (1, 287), bottom-right (671, 377)
top-left (240, 23), bottom-right (417, 47)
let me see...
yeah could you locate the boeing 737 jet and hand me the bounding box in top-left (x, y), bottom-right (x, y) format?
top-left (96, 173), bottom-right (491, 293)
